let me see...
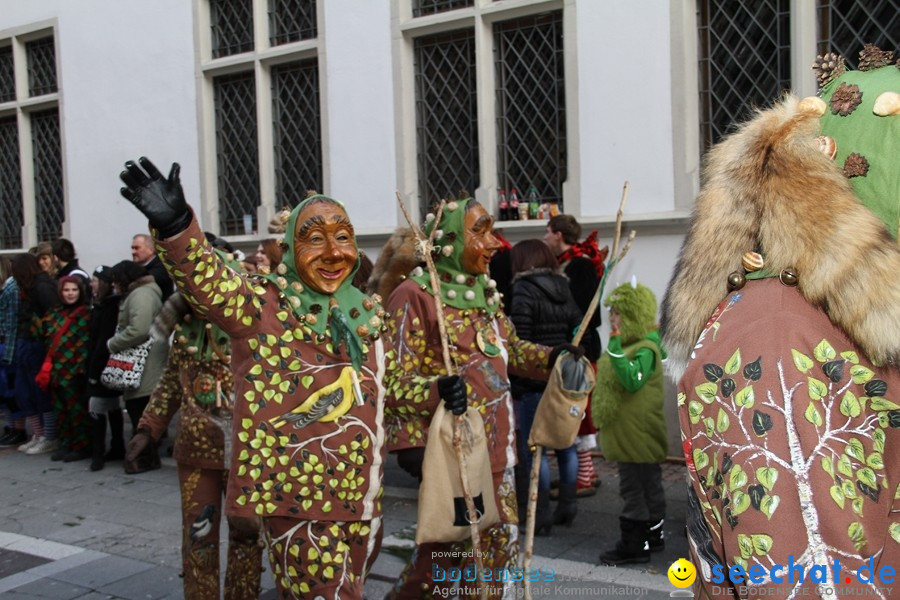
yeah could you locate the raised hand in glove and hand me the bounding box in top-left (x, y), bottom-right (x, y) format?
top-left (119, 157), bottom-right (192, 239)
top-left (437, 374), bottom-right (467, 416)
top-left (547, 343), bottom-right (585, 368)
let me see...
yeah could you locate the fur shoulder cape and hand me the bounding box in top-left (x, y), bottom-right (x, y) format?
top-left (661, 95), bottom-right (900, 379)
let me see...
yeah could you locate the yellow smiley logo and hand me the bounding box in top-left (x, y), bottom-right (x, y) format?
top-left (668, 558), bottom-right (696, 588)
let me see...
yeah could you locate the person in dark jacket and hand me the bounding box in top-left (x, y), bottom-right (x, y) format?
top-left (10, 253), bottom-right (60, 454)
top-left (508, 239), bottom-right (585, 534)
top-left (51, 239), bottom-right (90, 286)
top-left (86, 265), bottom-right (124, 471)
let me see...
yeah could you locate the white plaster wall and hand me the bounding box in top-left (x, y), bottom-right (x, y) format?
top-left (0, 0), bottom-right (200, 273)
top-left (575, 0), bottom-right (677, 218)
top-left (321, 0), bottom-right (397, 231)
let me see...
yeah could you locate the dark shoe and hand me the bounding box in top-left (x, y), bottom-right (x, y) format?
top-left (534, 490), bottom-right (553, 536)
top-left (104, 446), bottom-right (125, 461)
top-left (648, 518), bottom-right (665, 552)
top-left (63, 447), bottom-right (91, 462)
top-left (553, 484), bottom-right (578, 527)
top-left (598, 518), bottom-right (650, 565)
top-left (90, 456), bottom-right (105, 471)
top-left (575, 483), bottom-right (596, 498)
top-left (51, 446), bottom-right (70, 461)
top-left (0, 428), bottom-right (27, 447)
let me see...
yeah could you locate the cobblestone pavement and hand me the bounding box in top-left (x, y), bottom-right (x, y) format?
top-left (0, 432), bottom-right (688, 599)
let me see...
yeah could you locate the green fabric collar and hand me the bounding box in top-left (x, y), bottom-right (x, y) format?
top-left (409, 198), bottom-right (501, 314)
top-left (260, 195), bottom-right (381, 369)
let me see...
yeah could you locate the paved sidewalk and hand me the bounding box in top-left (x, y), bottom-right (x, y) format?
top-left (0, 437), bottom-right (688, 599)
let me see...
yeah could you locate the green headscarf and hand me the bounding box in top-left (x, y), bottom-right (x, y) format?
top-left (261, 195), bottom-right (382, 370)
top-left (409, 198), bottom-right (501, 314)
top-left (605, 282), bottom-right (658, 344)
top-left (819, 64), bottom-right (900, 239)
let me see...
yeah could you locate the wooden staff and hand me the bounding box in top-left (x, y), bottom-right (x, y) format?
top-left (396, 194), bottom-right (487, 598)
top-left (522, 183), bottom-right (636, 600)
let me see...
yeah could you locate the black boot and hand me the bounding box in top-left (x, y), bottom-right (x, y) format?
top-left (648, 518), bottom-right (665, 552)
top-left (598, 517), bottom-right (650, 565)
top-left (553, 483), bottom-right (578, 527)
top-left (105, 409), bottom-right (125, 460)
top-left (90, 415), bottom-right (107, 471)
top-left (534, 489), bottom-right (553, 536)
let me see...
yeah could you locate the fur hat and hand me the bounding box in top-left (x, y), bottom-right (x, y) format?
top-left (605, 281), bottom-right (657, 343)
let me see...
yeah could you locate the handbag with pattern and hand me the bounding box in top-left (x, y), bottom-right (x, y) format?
top-left (101, 338), bottom-right (152, 391)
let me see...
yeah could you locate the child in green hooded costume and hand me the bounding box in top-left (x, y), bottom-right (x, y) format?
top-left (593, 281), bottom-right (667, 566)
top-left (118, 157), bottom-right (388, 600)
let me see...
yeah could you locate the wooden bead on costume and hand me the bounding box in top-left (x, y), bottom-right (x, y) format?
top-left (741, 252), bottom-right (765, 272)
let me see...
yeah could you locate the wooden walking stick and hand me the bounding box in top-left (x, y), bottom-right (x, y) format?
top-left (396, 194), bottom-right (487, 599)
top-left (522, 183), bottom-right (637, 600)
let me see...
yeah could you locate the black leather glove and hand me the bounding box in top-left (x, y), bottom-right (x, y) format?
top-left (548, 343), bottom-right (585, 368)
top-left (119, 157), bottom-right (192, 239)
top-left (396, 447), bottom-right (425, 481)
top-left (124, 428), bottom-right (161, 474)
top-left (437, 374), bottom-right (467, 416)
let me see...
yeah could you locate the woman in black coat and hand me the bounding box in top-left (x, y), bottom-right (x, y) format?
top-left (86, 265), bottom-right (124, 471)
top-left (508, 239), bottom-right (584, 534)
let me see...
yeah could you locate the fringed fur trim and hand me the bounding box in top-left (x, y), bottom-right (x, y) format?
top-left (366, 227), bottom-right (422, 301)
top-left (661, 95), bottom-right (900, 379)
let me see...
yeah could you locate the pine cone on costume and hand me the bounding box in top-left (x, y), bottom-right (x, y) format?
top-left (843, 153), bottom-right (869, 178)
top-left (858, 44), bottom-right (894, 71)
top-left (813, 52), bottom-right (846, 89)
top-left (267, 207), bottom-right (291, 234)
top-left (830, 82), bottom-right (863, 116)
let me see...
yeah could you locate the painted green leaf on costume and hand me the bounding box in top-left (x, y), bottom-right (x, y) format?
top-left (729, 467), bottom-right (748, 491)
top-left (761, 495), bottom-right (780, 519)
top-left (756, 467), bottom-right (778, 491)
top-left (866, 452), bottom-right (884, 470)
top-left (732, 491), bottom-right (751, 515)
top-left (873, 429), bottom-right (885, 453)
top-left (870, 397), bottom-right (900, 411)
top-left (842, 479), bottom-right (857, 499)
top-left (724, 349), bottom-right (742, 375)
top-left (821, 457), bottom-right (834, 479)
top-left (704, 417), bottom-right (715, 438)
top-left (737, 534), bottom-right (753, 559)
top-left (688, 400), bottom-right (704, 424)
top-left (856, 467), bottom-right (877, 490)
top-left (846, 438), bottom-right (865, 462)
top-left (889, 523), bottom-right (900, 544)
top-left (813, 339), bottom-right (836, 362)
top-left (840, 391), bottom-right (861, 418)
top-left (848, 522), bottom-right (867, 552)
top-left (693, 449), bottom-right (709, 471)
top-left (830, 484), bottom-right (846, 508)
top-left (735, 385), bottom-right (755, 409)
top-left (840, 350), bottom-right (859, 364)
top-left (791, 349), bottom-right (814, 373)
top-left (837, 454), bottom-right (854, 477)
top-left (851, 497), bottom-right (864, 516)
top-left (808, 377), bottom-right (828, 401)
top-left (716, 408), bottom-right (730, 433)
top-left (751, 534), bottom-right (773, 556)
top-left (850, 365), bottom-right (875, 385)
top-left (804, 402), bottom-right (823, 427)
top-left (695, 382), bottom-right (718, 404)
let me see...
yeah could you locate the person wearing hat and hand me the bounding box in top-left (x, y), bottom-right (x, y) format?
top-left (85, 265), bottom-right (125, 471)
top-left (382, 198), bottom-right (581, 600)
top-left (117, 157), bottom-right (389, 599)
top-left (661, 46), bottom-right (900, 599)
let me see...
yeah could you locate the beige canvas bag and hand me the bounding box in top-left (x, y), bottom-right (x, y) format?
top-left (528, 353), bottom-right (596, 450)
top-left (415, 403), bottom-right (500, 544)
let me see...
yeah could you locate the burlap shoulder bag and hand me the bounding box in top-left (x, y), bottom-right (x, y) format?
top-left (415, 403), bottom-right (500, 544)
top-left (528, 353), bottom-right (596, 450)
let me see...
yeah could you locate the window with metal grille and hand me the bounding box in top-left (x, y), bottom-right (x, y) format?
top-left (211, 0), bottom-right (254, 59)
top-left (0, 117), bottom-right (23, 249)
top-left (816, 0), bottom-right (898, 68)
top-left (269, 0), bottom-right (317, 46)
top-left (31, 109), bottom-right (63, 241)
top-left (0, 46), bottom-right (14, 103)
top-left (272, 59), bottom-right (322, 208)
top-left (26, 37), bottom-right (57, 97)
top-left (214, 72), bottom-right (260, 235)
top-left (698, 0), bottom-right (791, 151)
top-left (414, 29), bottom-right (479, 220)
top-left (494, 11), bottom-right (566, 210)
top-left (412, 0), bottom-right (473, 19)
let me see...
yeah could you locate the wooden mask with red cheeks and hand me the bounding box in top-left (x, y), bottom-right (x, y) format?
top-left (292, 201), bottom-right (358, 294)
top-left (460, 203), bottom-right (502, 275)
